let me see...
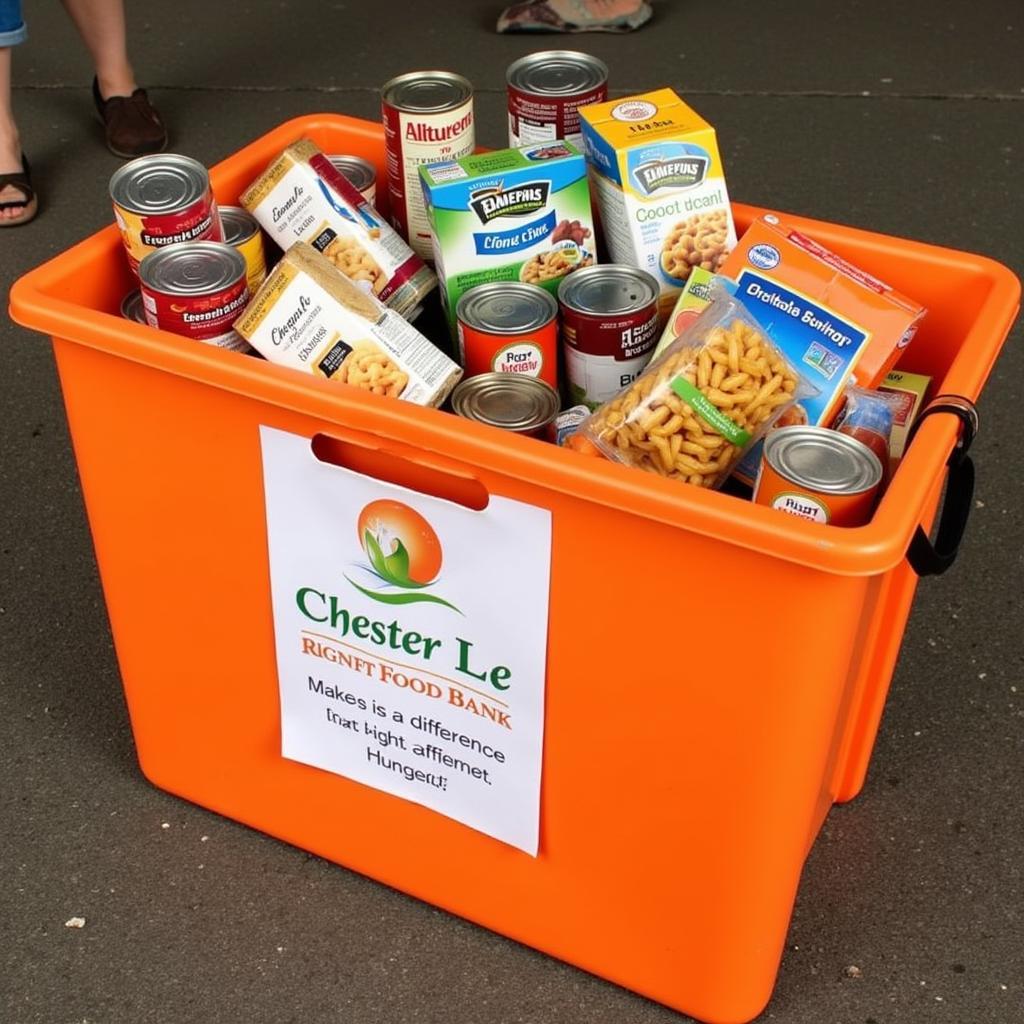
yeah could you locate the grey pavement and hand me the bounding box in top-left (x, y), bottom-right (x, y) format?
top-left (2, 2), bottom-right (1022, 1023)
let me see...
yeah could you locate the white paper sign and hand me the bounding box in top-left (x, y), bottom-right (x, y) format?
top-left (259, 426), bottom-right (551, 854)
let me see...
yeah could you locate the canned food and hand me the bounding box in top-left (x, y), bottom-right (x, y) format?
top-left (138, 241), bottom-right (252, 352)
top-left (219, 205), bottom-right (267, 295)
top-left (456, 283), bottom-right (559, 388)
top-left (382, 71), bottom-right (475, 262)
top-left (753, 426), bottom-right (883, 527)
top-left (120, 290), bottom-right (146, 324)
top-left (450, 373), bottom-right (560, 438)
top-left (558, 265), bottom-right (660, 408)
top-left (327, 154), bottom-right (378, 205)
top-left (110, 154), bottom-right (223, 277)
top-left (507, 50), bottom-right (608, 150)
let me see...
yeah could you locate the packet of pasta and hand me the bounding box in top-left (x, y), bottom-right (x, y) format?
top-left (581, 286), bottom-right (815, 489)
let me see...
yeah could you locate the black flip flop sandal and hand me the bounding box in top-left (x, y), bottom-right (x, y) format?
top-left (0, 154), bottom-right (38, 227)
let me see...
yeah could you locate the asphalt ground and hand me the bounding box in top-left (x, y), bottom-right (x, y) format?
top-left (1, 2), bottom-right (1021, 1022)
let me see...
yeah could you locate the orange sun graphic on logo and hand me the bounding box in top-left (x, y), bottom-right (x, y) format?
top-left (357, 499), bottom-right (442, 586)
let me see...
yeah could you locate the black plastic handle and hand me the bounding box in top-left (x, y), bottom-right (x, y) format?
top-left (905, 395), bottom-right (979, 577)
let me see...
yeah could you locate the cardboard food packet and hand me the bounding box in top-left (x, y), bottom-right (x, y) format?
top-left (235, 241), bottom-right (461, 407)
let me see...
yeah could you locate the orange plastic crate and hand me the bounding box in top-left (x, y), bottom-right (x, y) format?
top-left (9, 114), bottom-right (1020, 1024)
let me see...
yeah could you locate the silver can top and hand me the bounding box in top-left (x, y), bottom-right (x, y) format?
top-left (219, 205), bottom-right (260, 247)
top-left (120, 290), bottom-right (146, 324)
top-left (764, 426), bottom-right (883, 496)
top-left (457, 283), bottom-right (558, 335)
top-left (381, 71), bottom-right (473, 112)
top-left (507, 51), bottom-right (609, 97)
top-left (451, 373), bottom-right (560, 433)
top-left (558, 265), bottom-right (659, 316)
top-left (138, 241), bottom-right (247, 296)
top-left (327, 155), bottom-right (377, 194)
top-left (110, 154), bottom-right (210, 214)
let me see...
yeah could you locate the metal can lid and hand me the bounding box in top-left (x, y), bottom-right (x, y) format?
top-left (138, 241), bottom-right (247, 296)
top-left (219, 205), bottom-right (260, 247)
top-left (327, 155), bottom-right (377, 194)
top-left (381, 71), bottom-right (473, 113)
top-left (507, 50), bottom-right (609, 96)
top-left (110, 154), bottom-right (210, 214)
top-left (558, 265), bottom-right (659, 316)
top-left (450, 373), bottom-right (560, 433)
top-left (457, 283), bottom-right (558, 335)
top-left (120, 290), bottom-right (146, 323)
top-left (764, 426), bottom-right (883, 496)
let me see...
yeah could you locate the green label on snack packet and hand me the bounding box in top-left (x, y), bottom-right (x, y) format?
top-left (670, 376), bottom-right (751, 447)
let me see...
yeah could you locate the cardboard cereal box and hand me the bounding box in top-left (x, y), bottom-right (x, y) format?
top-left (419, 141), bottom-right (596, 339)
top-left (579, 89), bottom-right (737, 322)
top-left (651, 266), bottom-right (717, 358)
top-left (720, 212), bottom-right (927, 484)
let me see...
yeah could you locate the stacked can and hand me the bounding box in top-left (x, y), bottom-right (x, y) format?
top-left (220, 206), bottom-right (267, 295)
top-left (138, 241), bottom-right (253, 353)
top-left (507, 51), bottom-right (608, 150)
top-left (328, 155), bottom-right (378, 205)
top-left (110, 154), bottom-right (223, 277)
top-left (382, 71), bottom-right (475, 262)
top-left (456, 283), bottom-right (559, 388)
top-left (558, 266), bottom-right (660, 409)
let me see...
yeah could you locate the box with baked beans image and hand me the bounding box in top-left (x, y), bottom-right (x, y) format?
top-left (240, 139), bottom-right (436, 321)
top-left (579, 88), bottom-right (737, 322)
top-left (418, 141), bottom-right (596, 339)
top-left (234, 242), bottom-right (461, 407)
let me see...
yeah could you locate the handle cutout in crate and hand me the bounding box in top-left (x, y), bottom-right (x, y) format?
top-left (311, 431), bottom-right (490, 512)
top-left (261, 425), bottom-right (551, 855)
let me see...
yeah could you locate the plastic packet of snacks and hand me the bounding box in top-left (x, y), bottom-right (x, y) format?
top-left (581, 284), bottom-right (817, 489)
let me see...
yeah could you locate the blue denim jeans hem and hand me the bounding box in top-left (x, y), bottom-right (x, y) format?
top-left (0, 0), bottom-right (26, 47)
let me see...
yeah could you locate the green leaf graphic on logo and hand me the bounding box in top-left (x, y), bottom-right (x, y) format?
top-left (344, 576), bottom-right (462, 614)
top-left (364, 528), bottom-right (390, 579)
top-left (383, 538), bottom-right (411, 585)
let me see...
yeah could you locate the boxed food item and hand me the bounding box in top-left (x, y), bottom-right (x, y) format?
top-left (652, 266), bottom-right (717, 359)
top-left (579, 88), bottom-right (737, 321)
top-left (878, 370), bottom-right (932, 459)
top-left (240, 139), bottom-right (436, 321)
top-left (419, 141), bottom-right (596, 339)
top-left (234, 242), bottom-right (461, 407)
top-left (720, 213), bottom-right (927, 484)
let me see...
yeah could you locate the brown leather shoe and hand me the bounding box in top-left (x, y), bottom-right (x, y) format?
top-left (93, 77), bottom-right (168, 159)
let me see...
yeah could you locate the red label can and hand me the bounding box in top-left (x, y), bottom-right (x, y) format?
top-left (109, 154), bottom-right (223, 277)
top-left (507, 51), bottom-right (609, 150)
top-left (753, 426), bottom-right (883, 527)
top-left (381, 71), bottom-right (475, 262)
top-left (138, 241), bottom-right (252, 351)
top-left (558, 266), bottom-right (660, 408)
top-left (456, 283), bottom-right (559, 388)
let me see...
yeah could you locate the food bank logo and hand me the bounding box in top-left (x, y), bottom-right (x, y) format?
top-left (344, 499), bottom-right (460, 613)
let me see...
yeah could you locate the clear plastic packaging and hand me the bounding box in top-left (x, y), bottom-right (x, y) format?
top-left (582, 287), bottom-right (815, 490)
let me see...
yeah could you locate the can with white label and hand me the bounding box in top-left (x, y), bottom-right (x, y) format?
top-left (753, 426), bottom-right (883, 526)
top-left (327, 154), bottom-right (378, 205)
top-left (456, 283), bottom-right (559, 388)
top-left (507, 51), bottom-right (608, 150)
top-left (138, 241), bottom-right (253, 352)
top-left (558, 265), bottom-right (660, 409)
top-left (382, 71), bottom-right (475, 262)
